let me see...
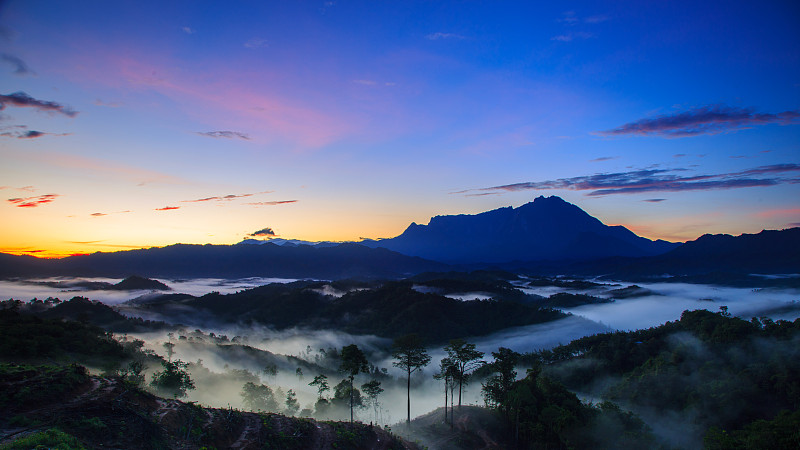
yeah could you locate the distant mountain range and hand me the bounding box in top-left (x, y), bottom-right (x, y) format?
top-left (361, 196), bottom-right (679, 263)
top-left (1, 196), bottom-right (797, 280)
top-left (0, 243), bottom-right (446, 279)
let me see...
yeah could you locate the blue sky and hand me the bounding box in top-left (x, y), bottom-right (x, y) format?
top-left (1, 0), bottom-right (798, 256)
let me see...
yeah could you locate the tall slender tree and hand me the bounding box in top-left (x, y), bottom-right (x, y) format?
top-left (361, 379), bottom-right (384, 424)
top-left (444, 338), bottom-right (484, 408)
top-left (309, 374), bottom-right (330, 400)
top-left (392, 333), bottom-right (431, 426)
top-left (434, 357), bottom-right (457, 424)
top-left (339, 344), bottom-right (369, 423)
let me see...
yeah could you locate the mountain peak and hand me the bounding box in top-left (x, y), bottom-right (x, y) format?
top-left (364, 196), bottom-right (679, 263)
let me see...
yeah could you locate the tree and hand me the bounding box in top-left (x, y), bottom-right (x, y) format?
top-left (481, 347), bottom-right (519, 416)
top-left (392, 334), bottom-right (432, 426)
top-left (121, 359), bottom-right (145, 387)
top-left (361, 379), bottom-right (384, 424)
top-left (150, 359), bottom-right (194, 398)
top-left (284, 389), bottom-right (300, 416)
top-left (241, 381), bottom-right (278, 411)
top-left (339, 344), bottom-right (369, 422)
top-left (262, 363), bottom-right (278, 380)
top-left (434, 357), bottom-right (458, 425)
top-left (309, 374), bottom-right (330, 400)
top-left (444, 338), bottom-right (484, 408)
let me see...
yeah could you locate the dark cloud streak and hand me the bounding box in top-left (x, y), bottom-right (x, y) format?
top-left (245, 200), bottom-right (298, 206)
top-left (460, 164), bottom-right (800, 197)
top-left (1, 53), bottom-right (34, 75)
top-left (600, 105), bottom-right (800, 137)
top-left (0, 91), bottom-right (77, 117)
top-left (195, 130), bottom-right (250, 140)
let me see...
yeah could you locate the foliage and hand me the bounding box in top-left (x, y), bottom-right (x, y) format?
top-left (0, 428), bottom-right (86, 450)
top-left (150, 359), bottom-right (195, 398)
top-left (241, 381), bottom-right (278, 412)
top-left (704, 408), bottom-right (800, 450)
top-left (0, 307), bottom-right (127, 364)
top-left (309, 373), bottom-right (330, 399)
top-left (339, 344), bottom-right (369, 422)
top-left (481, 347), bottom-right (519, 416)
top-left (284, 389), bottom-right (300, 416)
top-left (444, 338), bottom-right (485, 407)
top-left (528, 308), bottom-right (800, 445)
top-left (361, 379), bottom-right (384, 423)
top-left (392, 333), bottom-right (431, 425)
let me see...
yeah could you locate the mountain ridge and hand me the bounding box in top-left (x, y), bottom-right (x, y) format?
top-left (362, 195), bottom-right (680, 263)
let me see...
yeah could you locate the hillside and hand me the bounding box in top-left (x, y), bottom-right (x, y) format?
top-left (0, 243), bottom-right (447, 279)
top-left (0, 364), bottom-right (417, 450)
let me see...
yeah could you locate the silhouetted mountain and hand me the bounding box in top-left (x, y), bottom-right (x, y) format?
top-left (0, 243), bottom-right (447, 279)
top-left (363, 196), bottom-right (679, 263)
top-left (652, 227), bottom-right (800, 273)
top-left (112, 275), bottom-right (170, 290)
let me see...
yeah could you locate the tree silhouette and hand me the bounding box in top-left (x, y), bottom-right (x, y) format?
top-left (434, 357), bottom-right (458, 425)
top-left (481, 347), bottom-right (519, 416)
top-left (150, 359), bottom-right (194, 398)
top-left (309, 374), bottom-right (330, 400)
top-left (444, 338), bottom-right (484, 408)
top-left (392, 333), bottom-right (431, 426)
top-left (361, 379), bottom-right (384, 424)
top-left (339, 344), bottom-right (369, 422)
top-left (240, 381), bottom-right (277, 411)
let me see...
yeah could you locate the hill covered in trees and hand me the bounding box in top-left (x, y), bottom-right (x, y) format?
top-left (128, 278), bottom-right (566, 343)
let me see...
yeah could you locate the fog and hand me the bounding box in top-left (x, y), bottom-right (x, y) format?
top-left (0, 276), bottom-right (302, 305)
top-left (4, 274), bottom-right (799, 431)
top-left (555, 281), bottom-right (800, 330)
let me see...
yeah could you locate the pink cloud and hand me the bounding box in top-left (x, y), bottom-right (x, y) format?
top-left (66, 47), bottom-right (359, 149)
top-left (7, 193), bottom-right (60, 207)
top-left (755, 208), bottom-right (800, 219)
top-left (155, 206), bottom-right (180, 211)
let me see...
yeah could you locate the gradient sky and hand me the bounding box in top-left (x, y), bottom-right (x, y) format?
top-left (1, 0), bottom-right (799, 257)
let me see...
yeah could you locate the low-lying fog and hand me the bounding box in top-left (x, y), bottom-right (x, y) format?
top-left (0, 276), bottom-right (302, 305)
top-left (4, 275), bottom-right (799, 426)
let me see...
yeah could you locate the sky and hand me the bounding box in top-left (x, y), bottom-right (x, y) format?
top-left (1, 0), bottom-right (799, 258)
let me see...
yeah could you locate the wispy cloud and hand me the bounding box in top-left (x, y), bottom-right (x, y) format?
top-left (754, 208), bottom-right (800, 219)
top-left (155, 206), bottom-right (180, 211)
top-left (643, 198), bottom-right (667, 203)
top-left (599, 105), bottom-right (800, 138)
top-left (90, 212), bottom-right (107, 217)
top-left (36, 152), bottom-right (189, 186)
top-left (0, 91), bottom-right (77, 117)
top-left (249, 227), bottom-right (277, 237)
top-left (94, 99), bottom-right (123, 108)
top-left (0, 185), bottom-right (36, 193)
top-left (245, 200), bottom-right (298, 206)
top-left (0, 126), bottom-right (70, 139)
top-left (456, 163), bottom-right (800, 197)
top-left (551, 31), bottom-right (594, 42)
top-left (7, 194), bottom-right (60, 207)
top-left (195, 130), bottom-right (250, 140)
top-left (182, 191), bottom-right (272, 203)
top-left (590, 156), bottom-right (618, 162)
top-left (182, 26), bottom-right (195, 34)
top-left (425, 32), bottom-right (465, 40)
top-left (244, 38), bottom-right (268, 49)
top-left (1, 53), bottom-right (35, 76)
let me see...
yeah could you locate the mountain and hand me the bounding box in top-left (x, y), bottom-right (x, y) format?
top-left (362, 196), bottom-right (679, 264)
top-left (0, 243), bottom-right (446, 279)
top-left (598, 227), bottom-right (800, 280)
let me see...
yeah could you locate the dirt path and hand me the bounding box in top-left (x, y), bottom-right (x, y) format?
top-left (229, 412), bottom-right (260, 449)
